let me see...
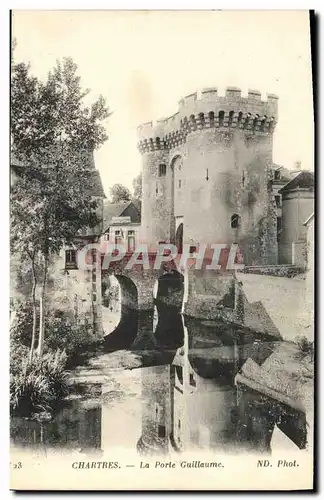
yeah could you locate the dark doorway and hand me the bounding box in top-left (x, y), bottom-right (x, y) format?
top-left (175, 223), bottom-right (183, 254)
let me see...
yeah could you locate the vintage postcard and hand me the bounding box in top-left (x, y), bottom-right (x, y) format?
top-left (10, 10), bottom-right (315, 491)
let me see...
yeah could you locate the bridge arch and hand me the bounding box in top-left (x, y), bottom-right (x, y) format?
top-left (154, 269), bottom-right (185, 349)
top-left (102, 272), bottom-right (139, 351)
top-left (115, 274), bottom-right (138, 310)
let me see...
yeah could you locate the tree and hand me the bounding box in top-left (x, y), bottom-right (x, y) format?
top-left (132, 173), bottom-right (142, 201)
top-left (11, 55), bottom-right (110, 358)
top-left (109, 183), bottom-right (131, 203)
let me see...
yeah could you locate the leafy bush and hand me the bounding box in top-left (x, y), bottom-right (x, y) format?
top-left (10, 350), bottom-right (69, 417)
top-left (295, 336), bottom-right (314, 360)
top-left (10, 299), bottom-right (101, 369)
top-left (10, 338), bottom-right (29, 377)
top-left (10, 370), bottom-right (51, 416)
top-left (10, 300), bottom-right (35, 347)
top-left (30, 350), bottom-right (70, 401)
top-left (44, 313), bottom-right (100, 367)
top-left (10, 299), bottom-right (101, 418)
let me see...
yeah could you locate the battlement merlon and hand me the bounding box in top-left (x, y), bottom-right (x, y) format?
top-left (137, 121), bottom-right (154, 140)
top-left (137, 87), bottom-right (279, 143)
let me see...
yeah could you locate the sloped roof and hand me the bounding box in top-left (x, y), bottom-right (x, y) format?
top-left (243, 297), bottom-right (281, 339)
top-left (272, 163), bottom-right (283, 170)
top-left (132, 198), bottom-right (142, 213)
top-left (271, 164), bottom-right (291, 183)
top-left (102, 201), bottom-right (132, 227)
top-left (279, 171), bottom-right (314, 193)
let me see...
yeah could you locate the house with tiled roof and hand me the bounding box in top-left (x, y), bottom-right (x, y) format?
top-left (271, 163), bottom-right (303, 243)
top-left (100, 200), bottom-right (141, 252)
top-left (278, 171), bottom-right (314, 266)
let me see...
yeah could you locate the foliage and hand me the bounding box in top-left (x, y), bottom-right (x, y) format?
top-left (132, 173), bottom-right (142, 201)
top-left (10, 339), bottom-right (29, 378)
top-left (10, 300), bottom-right (35, 347)
top-left (10, 54), bottom-right (111, 356)
top-left (44, 312), bottom-right (100, 367)
top-left (295, 336), bottom-right (314, 360)
top-left (10, 296), bottom-right (100, 368)
top-left (11, 57), bottom-right (110, 255)
top-left (9, 298), bottom-right (101, 417)
top-left (10, 350), bottom-right (69, 417)
top-left (106, 285), bottom-right (120, 310)
top-left (33, 350), bottom-right (69, 400)
top-left (109, 183), bottom-right (132, 203)
top-left (10, 371), bottom-right (51, 416)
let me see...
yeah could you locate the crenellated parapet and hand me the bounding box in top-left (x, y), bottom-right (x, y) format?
top-left (137, 87), bottom-right (279, 154)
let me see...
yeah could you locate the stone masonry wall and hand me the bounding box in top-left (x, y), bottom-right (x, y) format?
top-left (137, 87), bottom-right (279, 266)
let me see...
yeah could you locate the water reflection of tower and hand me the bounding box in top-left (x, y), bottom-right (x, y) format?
top-left (137, 329), bottom-right (238, 455)
top-left (172, 328), bottom-right (238, 452)
top-left (136, 365), bottom-right (173, 455)
top-left (136, 358), bottom-right (197, 456)
top-left (170, 341), bottom-right (197, 452)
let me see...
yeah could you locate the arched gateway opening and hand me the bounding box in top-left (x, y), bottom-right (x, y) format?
top-left (175, 223), bottom-right (183, 255)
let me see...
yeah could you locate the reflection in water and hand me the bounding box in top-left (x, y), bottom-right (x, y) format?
top-left (185, 316), bottom-right (276, 381)
top-left (11, 404), bottom-right (102, 452)
top-left (154, 304), bottom-right (184, 350)
top-left (103, 269), bottom-right (185, 353)
top-left (137, 363), bottom-right (238, 456)
top-left (10, 279), bottom-right (308, 455)
top-left (103, 306), bottom-right (139, 351)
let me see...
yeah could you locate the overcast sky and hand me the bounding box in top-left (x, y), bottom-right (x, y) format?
top-left (12, 10), bottom-right (314, 196)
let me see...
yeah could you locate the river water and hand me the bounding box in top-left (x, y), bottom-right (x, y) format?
top-left (12, 300), bottom-right (306, 457)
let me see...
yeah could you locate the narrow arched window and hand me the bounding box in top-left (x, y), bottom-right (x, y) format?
top-left (269, 117), bottom-right (275, 132)
top-left (219, 110), bottom-right (225, 126)
top-left (199, 112), bottom-right (205, 127)
top-left (229, 110), bottom-right (234, 126)
top-left (158, 163), bottom-right (166, 177)
top-left (189, 114), bottom-right (197, 131)
top-left (260, 115), bottom-right (267, 132)
top-left (209, 111), bottom-right (215, 126)
top-left (231, 214), bottom-right (241, 229)
top-left (243, 113), bottom-right (251, 130)
top-left (237, 111), bottom-right (243, 127)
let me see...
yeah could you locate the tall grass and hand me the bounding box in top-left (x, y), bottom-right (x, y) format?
top-left (10, 350), bottom-right (70, 417)
top-left (10, 371), bottom-right (51, 416)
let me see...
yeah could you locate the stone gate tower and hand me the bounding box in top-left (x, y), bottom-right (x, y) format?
top-left (137, 87), bottom-right (279, 265)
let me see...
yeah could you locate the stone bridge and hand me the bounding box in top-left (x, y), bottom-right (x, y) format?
top-left (100, 251), bottom-right (182, 308)
top-left (99, 251), bottom-right (184, 350)
top-left (95, 249), bottom-right (283, 353)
